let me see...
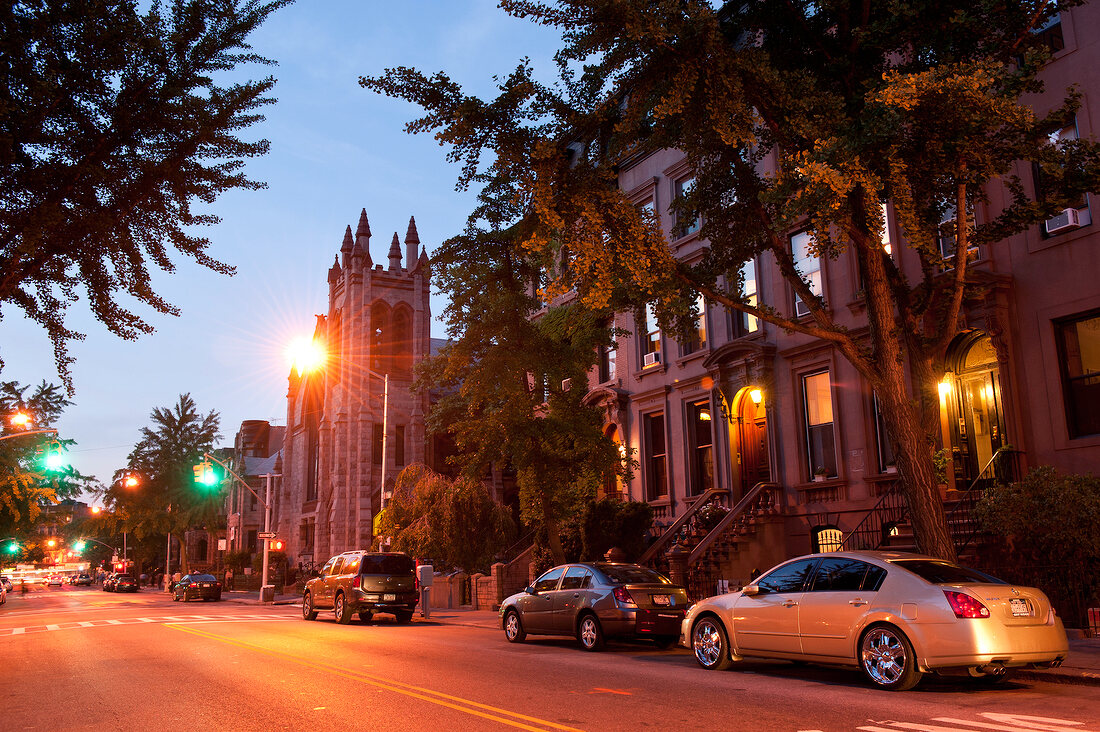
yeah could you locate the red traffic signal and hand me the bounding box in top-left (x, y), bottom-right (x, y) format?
top-left (269, 540), bottom-right (284, 551)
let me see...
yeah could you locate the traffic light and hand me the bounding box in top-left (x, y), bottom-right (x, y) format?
top-left (5, 541), bottom-right (18, 554)
top-left (270, 540), bottom-right (284, 551)
top-left (73, 540), bottom-right (86, 552)
top-left (43, 440), bottom-right (66, 471)
top-left (192, 460), bottom-right (217, 487)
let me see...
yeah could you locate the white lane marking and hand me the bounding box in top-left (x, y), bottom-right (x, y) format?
top-left (105, 619), bottom-right (123, 624)
top-left (10, 627), bottom-right (24, 635)
top-left (859, 715), bottom-right (1093, 732)
top-left (979, 716), bottom-right (1087, 732)
top-left (0, 613), bottom-right (293, 636)
top-left (46, 624), bottom-right (61, 631)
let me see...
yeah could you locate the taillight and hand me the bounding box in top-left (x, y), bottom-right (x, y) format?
top-left (612, 586), bottom-right (635, 606)
top-left (352, 575), bottom-right (361, 590)
top-left (944, 590), bottom-right (990, 618)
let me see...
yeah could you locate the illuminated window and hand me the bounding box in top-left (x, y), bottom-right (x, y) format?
top-left (688, 400), bottom-right (714, 495)
top-left (644, 412), bottom-right (668, 500)
top-left (792, 231), bottom-right (822, 317)
top-left (802, 371), bottom-right (837, 479)
top-left (812, 527), bottom-right (844, 553)
top-left (1055, 310), bottom-right (1100, 438)
top-left (674, 176), bottom-right (700, 237)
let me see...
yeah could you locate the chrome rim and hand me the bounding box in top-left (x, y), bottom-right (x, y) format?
top-left (580, 617), bottom-right (598, 647)
top-left (303, 594), bottom-right (311, 617)
top-left (335, 596), bottom-right (343, 620)
top-left (862, 628), bottom-right (907, 686)
top-left (693, 619), bottom-right (723, 668)
top-left (505, 612), bottom-right (520, 640)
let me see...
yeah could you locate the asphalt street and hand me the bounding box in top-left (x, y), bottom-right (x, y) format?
top-left (2, 586), bottom-right (1099, 731)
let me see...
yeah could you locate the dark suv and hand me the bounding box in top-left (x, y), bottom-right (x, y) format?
top-left (302, 551), bottom-right (418, 624)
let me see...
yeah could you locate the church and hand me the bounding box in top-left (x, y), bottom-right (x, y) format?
top-left (275, 209), bottom-right (435, 568)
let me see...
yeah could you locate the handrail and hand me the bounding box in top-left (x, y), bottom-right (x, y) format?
top-left (688, 482), bottom-right (779, 565)
top-left (637, 486), bottom-right (728, 566)
top-left (499, 529), bottom-right (536, 563)
top-left (946, 445), bottom-right (1016, 555)
top-left (840, 482), bottom-right (907, 551)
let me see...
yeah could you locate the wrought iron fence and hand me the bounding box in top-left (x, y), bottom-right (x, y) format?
top-left (978, 562), bottom-right (1096, 630)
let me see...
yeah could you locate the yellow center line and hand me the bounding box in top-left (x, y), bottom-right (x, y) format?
top-left (165, 623), bottom-right (584, 732)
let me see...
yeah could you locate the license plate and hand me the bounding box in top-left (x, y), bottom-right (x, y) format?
top-left (202, 583), bottom-right (211, 587)
top-left (651, 594), bottom-right (671, 606)
top-left (1010, 598), bottom-right (1029, 617)
top-left (383, 593), bottom-right (396, 602)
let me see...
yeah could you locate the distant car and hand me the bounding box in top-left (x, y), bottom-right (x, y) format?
top-left (0, 585), bottom-right (5, 606)
top-left (102, 573), bottom-right (124, 592)
top-left (46, 575), bottom-right (63, 587)
top-left (499, 562), bottom-right (689, 651)
top-left (71, 574), bottom-right (93, 586)
top-left (173, 574), bottom-right (222, 602)
top-left (113, 575), bottom-right (139, 593)
top-left (302, 551), bottom-right (418, 624)
top-left (0, 576), bottom-right (12, 593)
top-left (681, 550), bottom-right (1069, 691)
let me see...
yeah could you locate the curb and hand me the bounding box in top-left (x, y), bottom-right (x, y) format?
top-left (1014, 669), bottom-right (1100, 687)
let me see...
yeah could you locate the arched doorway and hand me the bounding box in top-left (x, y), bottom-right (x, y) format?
top-left (943, 332), bottom-right (1007, 487)
top-left (602, 424), bottom-right (624, 499)
top-left (733, 387), bottom-right (769, 498)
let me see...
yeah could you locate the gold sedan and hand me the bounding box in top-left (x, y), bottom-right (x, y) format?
top-left (681, 551), bottom-right (1068, 690)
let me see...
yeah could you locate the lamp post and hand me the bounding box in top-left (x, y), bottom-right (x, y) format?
top-left (365, 368), bottom-right (390, 518)
top-left (202, 452), bottom-right (280, 602)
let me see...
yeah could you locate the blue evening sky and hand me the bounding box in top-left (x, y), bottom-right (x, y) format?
top-left (0, 1), bottom-right (562, 493)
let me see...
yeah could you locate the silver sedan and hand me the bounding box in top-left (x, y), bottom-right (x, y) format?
top-left (681, 550), bottom-right (1068, 690)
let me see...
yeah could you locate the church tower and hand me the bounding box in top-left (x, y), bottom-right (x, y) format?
top-left (280, 210), bottom-right (431, 566)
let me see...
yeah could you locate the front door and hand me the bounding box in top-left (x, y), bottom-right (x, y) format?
top-left (798, 558), bottom-right (885, 659)
top-left (732, 558), bottom-right (815, 655)
top-left (519, 567), bottom-right (564, 633)
top-left (945, 334), bottom-right (1007, 487)
top-left (736, 388), bottom-right (770, 497)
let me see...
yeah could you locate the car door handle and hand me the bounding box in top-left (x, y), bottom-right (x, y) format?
top-left (848, 598), bottom-right (867, 606)
top-left (782, 600), bottom-right (798, 608)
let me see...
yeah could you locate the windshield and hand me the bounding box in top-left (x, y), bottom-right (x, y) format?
top-left (597, 565), bottom-right (672, 585)
top-left (360, 555), bottom-right (415, 575)
top-left (192, 574), bottom-right (217, 582)
top-left (891, 559), bottom-right (1007, 585)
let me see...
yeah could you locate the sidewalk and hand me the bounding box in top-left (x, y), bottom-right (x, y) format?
top-left (215, 596), bottom-right (1100, 687)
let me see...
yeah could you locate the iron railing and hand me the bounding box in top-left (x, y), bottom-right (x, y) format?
top-left (945, 446), bottom-right (1020, 555)
top-left (841, 483), bottom-right (908, 551)
top-left (637, 487), bottom-right (729, 566)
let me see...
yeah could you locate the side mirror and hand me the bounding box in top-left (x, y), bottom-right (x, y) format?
top-left (742, 584), bottom-right (764, 596)
top-left (525, 585), bottom-right (538, 595)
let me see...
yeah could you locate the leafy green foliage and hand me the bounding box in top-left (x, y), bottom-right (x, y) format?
top-left (364, 0), bottom-right (1100, 561)
top-left (581, 497), bottom-right (654, 562)
top-left (0, 0), bottom-right (292, 390)
top-left (223, 550), bottom-right (252, 572)
top-left (377, 464), bottom-right (515, 573)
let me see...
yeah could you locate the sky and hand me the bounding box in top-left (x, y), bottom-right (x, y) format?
top-left (0, 1), bottom-right (563, 494)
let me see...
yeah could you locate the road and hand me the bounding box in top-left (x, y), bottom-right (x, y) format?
top-left (2, 585), bottom-right (1099, 731)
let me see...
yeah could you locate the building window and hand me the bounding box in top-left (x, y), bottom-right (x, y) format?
top-left (812, 526), bottom-right (844, 553)
top-left (937, 203), bottom-right (980, 260)
top-left (1037, 121), bottom-right (1093, 237)
top-left (299, 522), bottom-right (315, 555)
top-left (734, 259), bottom-right (760, 336)
top-left (803, 371), bottom-right (838, 479)
top-left (396, 425), bottom-right (406, 466)
top-left (641, 304), bottom-right (661, 367)
top-left (879, 203), bottom-right (893, 256)
top-left (873, 393), bottom-right (897, 473)
top-left (1035, 12), bottom-right (1064, 53)
top-left (643, 412), bottom-right (668, 500)
top-left (247, 529), bottom-right (257, 554)
top-left (373, 422), bottom-right (383, 464)
top-left (684, 294), bottom-right (707, 355)
top-left (673, 176), bottom-right (699, 237)
top-left (791, 231), bottom-right (822, 318)
top-left (249, 487), bottom-right (257, 511)
top-left (1055, 310), bottom-right (1100, 438)
top-left (598, 318), bottom-right (616, 383)
top-left (688, 400), bottom-right (714, 495)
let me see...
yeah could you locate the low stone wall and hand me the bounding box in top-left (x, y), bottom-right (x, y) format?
top-left (425, 547), bottom-right (535, 612)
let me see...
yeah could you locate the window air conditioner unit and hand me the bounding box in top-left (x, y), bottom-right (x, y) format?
top-left (561, 378), bottom-right (572, 392)
top-left (643, 351), bottom-right (661, 367)
top-left (1046, 207), bottom-right (1081, 235)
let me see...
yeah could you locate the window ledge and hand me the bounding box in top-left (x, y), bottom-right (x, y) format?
top-left (674, 349), bottom-right (709, 368)
top-left (633, 363), bottom-right (668, 378)
top-left (796, 477), bottom-right (845, 490)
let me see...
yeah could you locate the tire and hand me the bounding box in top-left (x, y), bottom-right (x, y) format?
top-left (172, 593), bottom-right (179, 602)
top-left (302, 592), bottom-right (318, 621)
top-left (860, 624), bottom-right (922, 691)
top-left (358, 611), bottom-right (372, 623)
top-left (503, 609), bottom-right (526, 643)
top-left (691, 616), bottom-right (733, 670)
top-left (395, 610), bottom-right (414, 624)
top-left (654, 635), bottom-right (678, 650)
top-left (334, 593), bottom-right (353, 624)
top-left (577, 613), bottom-right (606, 652)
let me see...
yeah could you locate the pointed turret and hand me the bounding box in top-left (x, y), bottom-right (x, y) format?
top-left (328, 254), bottom-right (341, 284)
top-left (388, 232), bottom-right (402, 270)
top-left (340, 226), bottom-right (353, 267)
top-left (412, 245), bottom-right (429, 275)
top-left (354, 209), bottom-right (372, 268)
top-left (404, 216), bottom-right (420, 269)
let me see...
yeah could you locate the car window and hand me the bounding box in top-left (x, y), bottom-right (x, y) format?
top-left (194, 574), bottom-right (217, 582)
top-left (342, 556), bottom-right (360, 574)
top-left (533, 567), bottom-right (565, 592)
top-left (863, 565), bottom-right (887, 591)
top-left (597, 565), bottom-right (671, 585)
top-left (331, 557), bottom-right (347, 576)
top-left (360, 555), bottom-right (415, 575)
top-left (891, 559), bottom-right (1007, 585)
top-left (756, 559), bottom-right (816, 593)
top-left (321, 558), bottom-right (337, 576)
top-left (809, 559), bottom-right (869, 592)
top-left (560, 567), bottom-right (592, 590)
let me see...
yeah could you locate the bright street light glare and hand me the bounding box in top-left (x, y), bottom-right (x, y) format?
top-left (287, 337), bottom-right (325, 374)
top-left (9, 411), bottom-right (31, 428)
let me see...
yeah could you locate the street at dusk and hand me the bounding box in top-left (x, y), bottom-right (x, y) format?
top-left (3, 586), bottom-right (1099, 731)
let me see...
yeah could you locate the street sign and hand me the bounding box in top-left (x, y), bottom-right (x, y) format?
top-left (258, 532), bottom-right (276, 539)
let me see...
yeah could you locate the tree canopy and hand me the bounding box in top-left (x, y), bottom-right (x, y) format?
top-left (364, 0), bottom-right (1100, 560)
top-left (0, 0), bottom-right (291, 390)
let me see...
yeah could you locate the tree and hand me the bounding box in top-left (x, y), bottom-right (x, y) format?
top-left (0, 0), bottom-right (292, 391)
top-left (415, 221), bottom-right (629, 565)
top-left (90, 393), bottom-right (222, 574)
top-left (363, 0), bottom-right (1100, 561)
top-left (0, 379), bottom-right (94, 535)
top-left (378, 464), bottom-right (515, 573)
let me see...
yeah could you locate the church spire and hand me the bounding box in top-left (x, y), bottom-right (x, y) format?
top-left (354, 209), bottom-right (372, 269)
top-left (388, 232), bottom-right (402, 270)
top-left (340, 225), bottom-right (353, 267)
top-left (404, 216), bottom-right (419, 270)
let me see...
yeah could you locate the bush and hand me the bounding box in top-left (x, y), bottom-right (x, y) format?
top-left (582, 497), bottom-right (654, 562)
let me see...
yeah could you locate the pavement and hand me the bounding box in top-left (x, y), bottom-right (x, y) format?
top-left (218, 590), bottom-right (1100, 687)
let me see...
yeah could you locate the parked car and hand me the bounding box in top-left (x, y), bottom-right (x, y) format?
top-left (173, 574), bottom-right (221, 602)
top-left (71, 574), bottom-right (93, 586)
top-left (682, 550), bottom-right (1069, 691)
top-left (113, 575), bottom-right (139, 593)
top-left (302, 551), bottom-right (417, 624)
top-left (102, 573), bottom-right (124, 592)
top-left (46, 574), bottom-right (63, 587)
top-left (0, 576), bottom-right (12, 593)
top-left (0, 584), bottom-right (5, 606)
top-left (499, 562), bottom-right (689, 651)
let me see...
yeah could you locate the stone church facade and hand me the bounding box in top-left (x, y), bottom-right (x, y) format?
top-left (276, 209), bottom-right (433, 567)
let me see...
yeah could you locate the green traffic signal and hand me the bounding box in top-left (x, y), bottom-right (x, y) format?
top-left (5, 542), bottom-right (18, 554)
top-left (193, 460), bottom-right (218, 487)
top-left (42, 440), bottom-right (66, 472)
top-left (73, 540), bottom-right (86, 552)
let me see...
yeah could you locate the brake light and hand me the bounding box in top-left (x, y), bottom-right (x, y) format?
top-left (352, 575), bottom-right (361, 590)
top-left (944, 590), bottom-right (990, 618)
top-left (612, 586), bottom-right (636, 606)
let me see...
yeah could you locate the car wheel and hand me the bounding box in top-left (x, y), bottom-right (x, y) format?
top-left (503, 609), bottom-right (526, 643)
top-left (395, 610), bottom-right (414, 624)
top-left (577, 613), bottom-right (605, 652)
top-left (860, 624), bottom-right (922, 691)
top-left (302, 592), bottom-right (318, 621)
top-left (358, 611), bottom-right (372, 623)
top-left (172, 593), bottom-right (179, 602)
top-left (692, 616), bottom-right (733, 670)
top-left (653, 635), bottom-right (678, 650)
top-left (334, 593), bottom-right (352, 624)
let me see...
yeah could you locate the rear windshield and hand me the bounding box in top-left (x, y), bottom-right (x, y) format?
top-left (892, 559), bottom-right (1006, 585)
top-left (360, 555), bottom-right (415, 576)
top-left (192, 574), bottom-right (217, 582)
top-left (597, 565), bottom-right (672, 585)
